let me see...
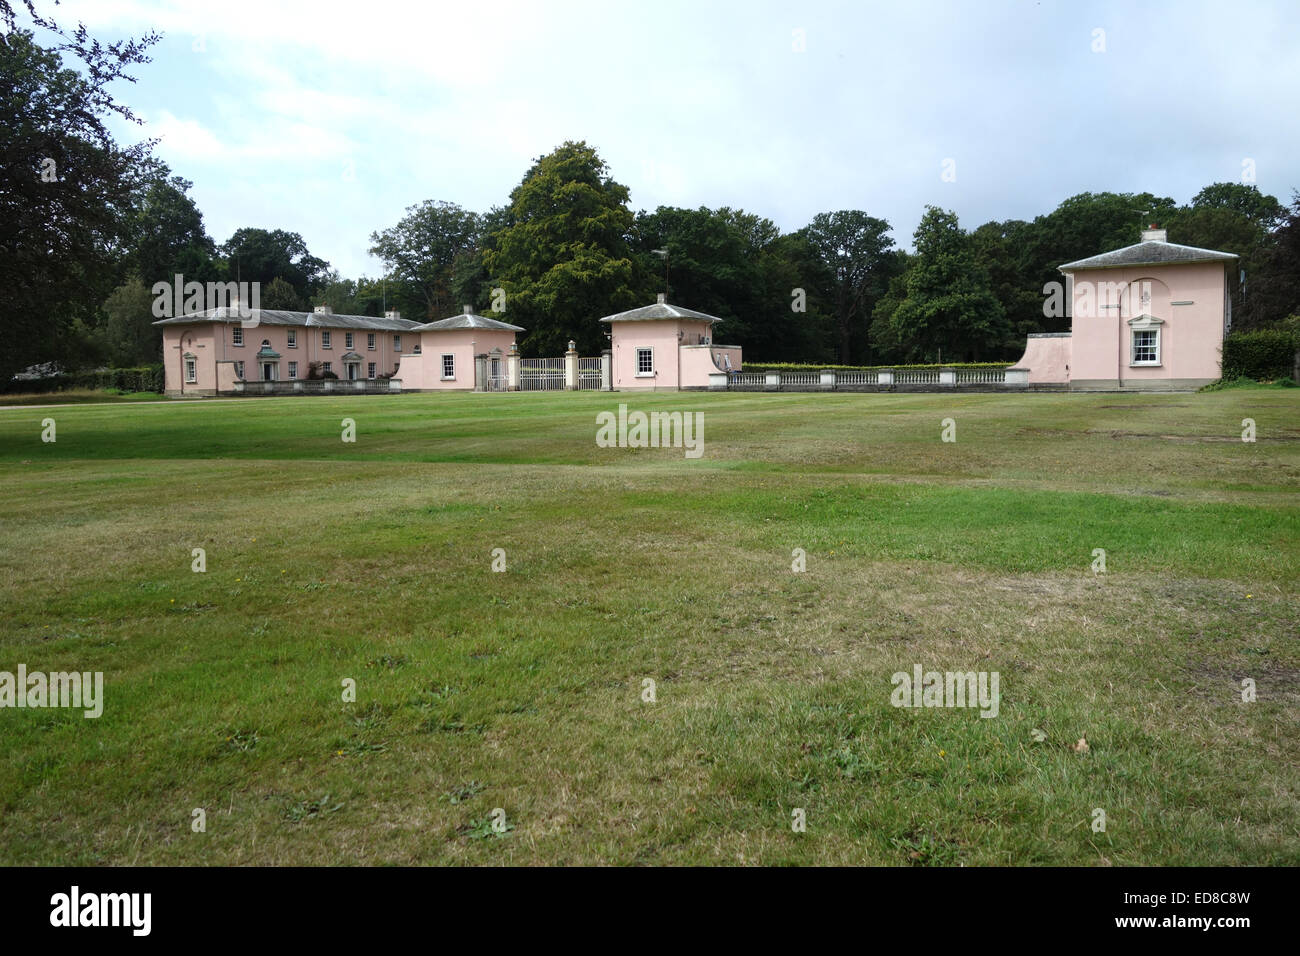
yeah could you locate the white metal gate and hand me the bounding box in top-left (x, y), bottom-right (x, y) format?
top-left (519, 357), bottom-right (565, 391)
top-left (577, 357), bottom-right (602, 390)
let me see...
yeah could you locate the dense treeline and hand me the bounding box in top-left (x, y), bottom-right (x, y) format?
top-left (3, 11), bottom-right (1298, 380)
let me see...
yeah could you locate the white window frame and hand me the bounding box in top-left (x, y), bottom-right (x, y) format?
top-left (184, 357), bottom-right (197, 383)
top-left (232, 328), bottom-right (243, 347)
top-left (323, 361), bottom-right (332, 374)
top-left (368, 362), bottom-right (376, 380)
top-left (1131, 329), bottom-right (1160, 366)
top-left (635, 347), bottom-right (654, 377)
top-left (287, 330), bottom-right (297, 348)
top-left (367, 333), bottom-right (376, 350)
top-left (1128, 315), bottom-right (1164, 367)
top-left (288, 361), bottom-right (298, 380)
top-left (394, 334), bottom-right (402, 353)
top-left (441, 353), bottom-right (455, 380)
top-left (345, 332), bottom-right (354, 350)
top-left (321, 330), bottom-right (331, 349)
top-left (234, 361), bottom-right (245, 379)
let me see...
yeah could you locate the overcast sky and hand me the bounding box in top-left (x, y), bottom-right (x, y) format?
top-left (27, 0), bottom-right (1300, 278)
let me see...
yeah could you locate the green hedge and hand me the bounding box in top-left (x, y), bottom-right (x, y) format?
top-left (1221, 329), bottom-right (1298, 382)
top-left (2, 365), bottom-right (165, 395)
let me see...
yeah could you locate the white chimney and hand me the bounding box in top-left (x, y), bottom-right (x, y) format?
top-left (314, 304), bottom-right (332, 314)
top-left (384, 309), bottom-right (400, 320)
top-left (656, 292), bottom-right (666, 304)
top-left (1141, 225), bottom-right (1167, 243)
top-left (463, 305), bottom-right (473, 314)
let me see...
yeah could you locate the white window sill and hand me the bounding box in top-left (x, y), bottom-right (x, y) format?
top-left (1129, 363), bottom-right (1162, 368)
top-left (635, 372), bottom-right (655, 378)
top-left (440, 377), bottom-right (456, 382)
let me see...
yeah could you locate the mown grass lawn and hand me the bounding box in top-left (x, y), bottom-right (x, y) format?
top-left (0, 389), bottom-right (1296, 865)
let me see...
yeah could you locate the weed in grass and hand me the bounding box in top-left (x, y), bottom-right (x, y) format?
top-left (283, 795), bottom-right (345, 823)
top-left (366, 655), bottom-right (410, 670)
top-left (409, 684), bottom-right (459, 709)
top-left (894, 831), bottom-right (963, 866)
top-left (441, 781), bottom-right (486, 805)
top-left (422, 715), bottom-right (485, 735)
top-left (464, 815), bottom-right (514, 840)
top-left (332, 740), bottom-right (388, 757)
top-left (220, 730), bottom-right (260, 755)
top-left (348, 703), bottom-right (389, 730)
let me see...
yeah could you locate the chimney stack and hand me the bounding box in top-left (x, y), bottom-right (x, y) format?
top-left (656, 292), bottom-right (666, 304)
top-left (314, 304), bottom-right (332, 314)
top-left (463, 305), bottom-right (473, 314)
top-left (1141, 225), bottom-right (1167, 243)
top-left (384, 309), bottom-right (400, 320)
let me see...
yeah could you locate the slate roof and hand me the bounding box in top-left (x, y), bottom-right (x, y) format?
top-left (1059, 240), bottom-right (1238, 272)
top-left (598, 300), bottom-right (724, 324)
top-left (411, 311), bottom-right (525, 332)
top-left (152, 307), bottom-right (420, 331)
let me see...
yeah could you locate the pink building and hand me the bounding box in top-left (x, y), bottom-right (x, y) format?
top-left (600, 294), bottom-right (742, 390)
top-left (397, 306), bottom-right (525, 391)
top-left (1013, 228), bottom-right (1237, 390)
top-left (154, 305), bottom-right (420, 396)
top-left (155, 304), bottom-right (524, 395)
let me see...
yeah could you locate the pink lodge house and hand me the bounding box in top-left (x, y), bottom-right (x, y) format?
top-left (600, 293), bottom-right (742, 390)
top-left (1015, 228), bottom-right (1238, 391)
top-left (397, 306), bottom-right (525, 391)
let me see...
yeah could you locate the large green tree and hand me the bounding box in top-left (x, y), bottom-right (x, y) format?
top-left (123, 174), bottom-right (217, 288)
top-left (219, 228), bottom-right (331, 305)
top-left (102, 276), bottom-right (157, 366)
top-left (0, 27), bottom-right (158, 378)
top-left (369, 199), bottom-right (481, 321)
top-left (484, 141), bottom-right (639, 355)
top-left (801, 210), bottom-right (899, 364)
top-left (1237, 192), bottom-right (1300, 328)
top-left (1166, 183), bottom-right (1286, 329)
top-left (872, 207), bottom-right (1009, 363)
top-left (971, 219), bottom-right (1045, 343)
